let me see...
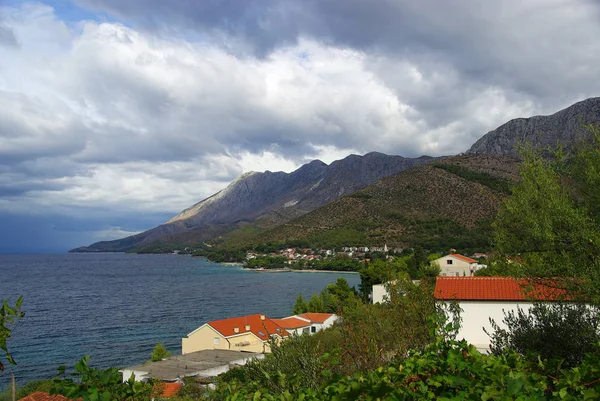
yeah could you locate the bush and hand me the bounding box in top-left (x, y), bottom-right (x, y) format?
top-left (486, 302), bottom-right (600, 368)
top-left (151, 343), bottom-right (171, 362)
top-left (220, 332), bottom-right (332, 394)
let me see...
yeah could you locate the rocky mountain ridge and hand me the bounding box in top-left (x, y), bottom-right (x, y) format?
top-left (71, 152), bottom-right (437, 252)
top-left (467, 97), bottom-right (600, 156)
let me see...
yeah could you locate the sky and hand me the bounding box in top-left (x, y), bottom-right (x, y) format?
top-left (1, 0), bottom-right (600, 253)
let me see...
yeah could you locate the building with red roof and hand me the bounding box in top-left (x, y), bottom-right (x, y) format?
top-left (273, 313), bottom-right (338, 335)
top-left (433, 252), bottom-right (480, 277)
top-left (434, 276), bottom-right (573, 352)
top-left (154, 382), bottom-right (183, 398)
top-left (18, 393), bottom-right (72, 401)
top-left (272, 316), bottom-right (312, 334)
top-left (182, 314), bottom-right (289, 354)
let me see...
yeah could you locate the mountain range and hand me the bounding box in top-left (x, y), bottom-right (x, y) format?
top-left (71, 97), bottom-right (600, 253)
top-left (71, 153), bottom-right (436, 252)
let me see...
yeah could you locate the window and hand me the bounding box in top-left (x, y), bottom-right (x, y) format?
top-left (455, 272), bottom-right (460, 277)
top-left (447, 260), bottom-right (453, 265)
top-left (214, 337), bottom-right (220, 345)
top-left (311, 326), bottom-right (317, 333)
top-left (258, 331), bottom-right (266, 337)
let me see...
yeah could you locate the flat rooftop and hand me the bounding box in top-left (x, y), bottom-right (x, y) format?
top-left (123, 349), bottom-right (262, 381)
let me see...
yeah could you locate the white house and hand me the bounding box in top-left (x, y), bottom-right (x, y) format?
top-left (181, 314), bottom-right (289, 354)
top-left (372, 283), bottom-right (389, 304)
top-left (371, 280), bottom-right (421, 304)
top-left (434, 276), bottom-right (570, 352)
top-left (433, 253), bottom-right (478, 276)
top-left (273, 313), bottom-right (338, 335)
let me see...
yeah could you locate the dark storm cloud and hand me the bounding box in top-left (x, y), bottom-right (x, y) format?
top-left (75, 0), bottom-right (305, 54)
top-left (0, 210), bottom-right (172, 253)
top-left (0, 91), bottom-right (88, 164)
top-left (76, 0), bottom-right (600, 104)
top-left (0, 180), bottom-right (71, 197)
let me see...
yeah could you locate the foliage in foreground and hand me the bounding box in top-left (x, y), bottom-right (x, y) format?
top-left (214, 333), bottom-right (600, 400)
top-left (52, 355), bottom-right (154, 401)
top-left (0, 296), bottom-right (24, 371)
top-left (488, 302), bottom-right (600, 369)
top-left (217, 278), bottom-right (439, 396)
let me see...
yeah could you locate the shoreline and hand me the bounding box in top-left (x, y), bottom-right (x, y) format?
top-left (244, 268), bottom-right (359, 274)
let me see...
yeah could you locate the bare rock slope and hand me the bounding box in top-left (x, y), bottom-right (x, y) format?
top-left (467, 98), bottom-right (600, 157)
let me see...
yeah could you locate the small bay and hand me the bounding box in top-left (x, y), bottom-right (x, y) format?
top-left (0, 253), bottom-right (359, 386)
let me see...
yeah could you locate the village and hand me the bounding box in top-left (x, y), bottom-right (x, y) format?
top-left (246, 245), bottom-right (410, 264)
top-left (113, 251), bottom-right (536, 395)
top-left (245, 245), bottom-right (488, 273)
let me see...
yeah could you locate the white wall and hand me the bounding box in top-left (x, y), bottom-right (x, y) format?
top-left (435, 255), bottom-right (473, 277)
top-left (372, 284), bottom-right (388, 304)
top-left (286, 327), bottom-right (310, 335)
top-left (454, 301), bottom-right (534, 352)
top-left (320, 314), bottom-right (338, 329)
top-left (303, 315), bottom-right (339, 334)
top-left (121, 369), bottom-right (147, 382)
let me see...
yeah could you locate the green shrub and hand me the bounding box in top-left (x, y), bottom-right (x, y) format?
top-left (487, 302), bottom-right (600, 369)
top-left (150, 343), bottom-right (171, 362)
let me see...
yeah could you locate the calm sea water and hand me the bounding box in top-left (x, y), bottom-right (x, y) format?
top-left (0, 253), bottom-right (360, 386)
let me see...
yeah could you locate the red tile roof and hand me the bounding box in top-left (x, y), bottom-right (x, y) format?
top-left (208, 314), bottom-right (289, 340)
top-left (434, 277), bottom-right (571, 301)
top-left (272, 316), bottom-right (311, 329)
top-left (449, 253), bottom-right (478, 263)
top-left (155, 382), bottom-right (183, 398)
top-left (298, 313), bottom-right (334, 324)
top-left (18, 392), bottom-right (71, 401)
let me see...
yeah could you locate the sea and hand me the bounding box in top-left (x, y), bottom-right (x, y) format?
top-left (0, 253), bottom-right (360, 387)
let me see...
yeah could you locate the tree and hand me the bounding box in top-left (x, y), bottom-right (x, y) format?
top-left (358, 260), bottom-right (395, 300)
top-left (0, 297), bottom-right (24, 372)
top-left (325, 278), bottom-right (356, 312)
top-left (307, 294), bottom-right (325, 313)
top-left (292, 294), bottom-right (308, 315)
top-left (492, 126), bottom-right (600, 303)
top-left (150, 343), bottom-right (170, 362)
top-left (407, 246), bottom-right (428, 279)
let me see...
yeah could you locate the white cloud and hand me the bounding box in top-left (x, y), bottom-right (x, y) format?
top-left (89, 226), bottom-right (141, 240)
top-left (237, 150), bottom-right (300, 174)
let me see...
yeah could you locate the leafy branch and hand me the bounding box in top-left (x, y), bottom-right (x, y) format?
top-left (0, 296), bottom-right (24, 371)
